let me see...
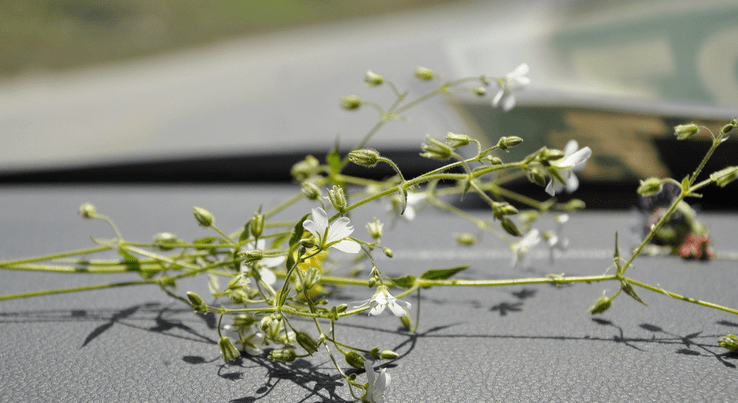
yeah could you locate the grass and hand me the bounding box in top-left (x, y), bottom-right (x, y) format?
top-left (0, 0), bottom-right (468, 77)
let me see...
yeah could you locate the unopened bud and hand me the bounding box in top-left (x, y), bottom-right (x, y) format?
top-left (400, 315), bottom-right (413, 330)
top-left (486, 155), bottom-right (503, 165)
top-left (379, 349), bottom-right (400, 360)
top-left (300, 238), bottom-right (316, 249)
top-left (674, 123), bottom-right (699, 140)
top-left (366, 218), bottom-right (384, 240)
top-left (501, 217), bottom-right (522, 237)
top-left (540, 148), bottom-right (565, 161)
top-left (455, 233), bottom-right (477, 246)
top-left (340, 95), bottom-right (362, 110)
top-left (186, 291), bottom-right (208, 313)
top-left (445, 132), bottom-right (471, 147)
top-left (232, 314), bottom-right (257, 327)
top-left (414, 66), bottom-right (435, 81)
top-left (382, 247), bottom-right (393, 258)
top-left (588, 294), bottom-right (613, 314)
top-left (637, 178), bottom-right (664, 196)
top-left (250, 211), bottom-right (264, 239)
top-left (718, 334), bottom-right (738, 351)
top-left (473, 87), bottom-right (487, 96)
top-left (154, 232), bottom-right (181, 250)
top-left (348, 149), bottom-right (381, 168)
top-left (720, 123), bottom-right (734, 136)
top-left (78, 202), bottom-right (96, 218)
top-left (291, 155), bottom-right (320, 182)
top-left (192, 206), bottom-right (214, 227)
top-left (269, 348), bottom-right (297, 362)
top-left (420, 135), bottom-right (453, 160)
top-left (301, 181), bottom-right (322, 200)
top-left (218, 336), bottom-right (241, 362)
top-left (497, 136), bottom-right (523, 151)
top-left (327, 185), bottom-right (348, 213)
top-left (295, 331), bottom-right (319, 355)
top-left (526, 166), bottom-right (548, 187)
top-left (563, 199), bottom-right (586, 211)
top-left (364, 70), bottom-right (384, 87)
top-left (492, 202), bottom-right (519, 220)
top-left (711, 166), bottom-right (738, 187)
top-left (344, 351), bottom-right (366, 369)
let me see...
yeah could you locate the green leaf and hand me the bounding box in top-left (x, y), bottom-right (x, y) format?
top-left (118, 249), bottom-right (141, 272)
top-left (390, 275), bottom-right (416, 289)
top-left (420, 265), bottom-right (469, 280)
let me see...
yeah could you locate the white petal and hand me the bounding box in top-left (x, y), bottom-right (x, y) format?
top-left (260, 255), bottom-right (285, 268)
top-left (565, 173), bottom-right (580, 193)
top-left (365, 361), bottom-right (376, 387)
top-left (368, 303), bottom-right (386, 316)
top-left (492, 89), bottom-right (505, 108)
top-left (351, 298), bottom-right (372, 310)
top-left (511, 63), bottom-right (530, 77)
top-left (564, 146), bottom-right (592, 168)
top-left (502, 93), bottom-right (516, 112)
top-left (302, 220), bottom-right (321, 240)
top-left (545, 180), bottom-right (556, 196)
top-left (258, 267), bottom-right (277, 285)
top-left (387, 301), bottom-right (410, 317)
top-left (327, 217), bottom-right (354, 243)
top-left (563, 140), bottom-right (579, 156)
top-left (331, 239), bottom-right (361, 254)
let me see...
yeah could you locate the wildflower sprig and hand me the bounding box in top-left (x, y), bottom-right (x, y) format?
top-left (1, 66), bottom-right (737, 402)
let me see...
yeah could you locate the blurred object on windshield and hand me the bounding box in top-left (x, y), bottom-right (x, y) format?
top-left (447, 0), bottom-right (738, 202)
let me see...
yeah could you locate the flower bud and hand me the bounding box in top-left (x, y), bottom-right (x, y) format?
top-left (720, 123), bottom-right (734, 136)
top-left (637, 178), bottom-right (664, 196)
top-left (420, 135), bottom-right (453, 160)
top-left (218, 336), bottom-right (241, 362)
top-left (327, 185), bottom-right (348, 213)
top-left (718, 334), bottom-right (738, 351)
top-left (250, 211), bottom-right (264, 239)
top-left (455, 233), bottom-right (477, 246)
top-left (674, 123), bottom-right (699, 140)
top-left (486, 155), bottom-right (503, 165)
top-left (364, 70), bottom-right (384, 87)
top-left (366, 218), bottom-right (384, 240)
top-left (497, 136), bottom-right (523, 151)
top-left (291, 155), bottom-right (320, 182)
top-left (414, 66), bottom-right (435, 81)
top-left (382, 247), bottom-right (393, 258)
top-left (78, 202), bottom-right (96, 218)
top-left (154, 232), bottom-right (181, 250)
top-left (333, 303), bottom-right (348, 314)
top-left (239, 249), bottom-right (264, 262)
top-left (501, 217), bottom-right (522, 237)
top-left (269, 348), bottom-right (297, 362)
top-left (473, 87), bottom-right (487, 96)
top-left (526, 166), bottom-right (548, 187)
top-left (348, 149), bottom-right (381, 168)
top-left (400, 315), bottom-right (413, 330)
top-left (540, 148), bottom-right (565, 161)
top-left (295, 331), bottom-right (319, 355)
top-left (588, 294), bottom-right (613, 314)
top-left (379, 350), bottom-right (400, 360)
top-left (232, 314), bottom-right (257, 328)
top-left (344, 351), bottom-right (366, 369)
top-left (300, 238), bottom-right (316, 249)
top-left (192, 206), bottom-right (214, 227)
top-left (186, 291), bottom-right (208, 313)
top-left (492, 201), bottom-right (519, 220)
top-left (445, 132), bottom-right (471, 147)
top-left (227, 289), bottom-right (248, 304)
top-left (710, 166), bottom-right (738, 187)
top-left (340, 95), bottom-right (362, 110)
top-left (563, 199), bottom-right (586, 211)
top-left (301, 181), bottom-right (322, 200)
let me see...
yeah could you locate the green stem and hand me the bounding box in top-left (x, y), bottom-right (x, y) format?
top-left (0, 279), bottom-right (159, 301)
top-left (627, 277), bottom-right (738, 315)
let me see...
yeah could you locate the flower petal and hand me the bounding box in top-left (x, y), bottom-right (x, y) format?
top-left (502, 93), bottom-right (516, 112)
top-left (331, 239), bottom-right (361, 254)
top-left (492, 89), bottom-right (505, 108)
top-left (327, 217), bottom-right (354, 244)
top-left (565, 173), bottom-right (580, 193)
top-left (510, 63), bottom-right (530, 77)
top-left (302, 220), bottom-right (321, 240)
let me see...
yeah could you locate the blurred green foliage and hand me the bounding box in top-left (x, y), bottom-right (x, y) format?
top-left (0, 0), bottom-right (466, 76)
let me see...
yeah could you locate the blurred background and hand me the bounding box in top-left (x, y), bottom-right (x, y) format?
top-left (1, 0), bottom-right (736, 208)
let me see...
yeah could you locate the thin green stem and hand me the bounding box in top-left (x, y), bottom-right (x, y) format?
top-left (628, 277), bottom-right (738, 315)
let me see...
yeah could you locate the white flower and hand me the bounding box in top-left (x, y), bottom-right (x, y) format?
top-left (492, 63), bottom-right (531, 112)
top-left (222, 324), bottom-right (265, 356)
top-left (303, 207), bottom-right (361, 253)
top-left (511, 229), bottom-right (541, 269)
top-left (545, 140), bottom-right (592, 196)
top-left (353, 286), bottom-right (411, 317)
top-left (544, 214), bottom-right (570, 263)
top-left (364, 361), bottom-right (391, 403)
top-left (241, 239), bottom-right (284, 285)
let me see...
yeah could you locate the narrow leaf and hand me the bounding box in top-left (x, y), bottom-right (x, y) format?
top-left (420, 265), bottom-right (470, 280)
